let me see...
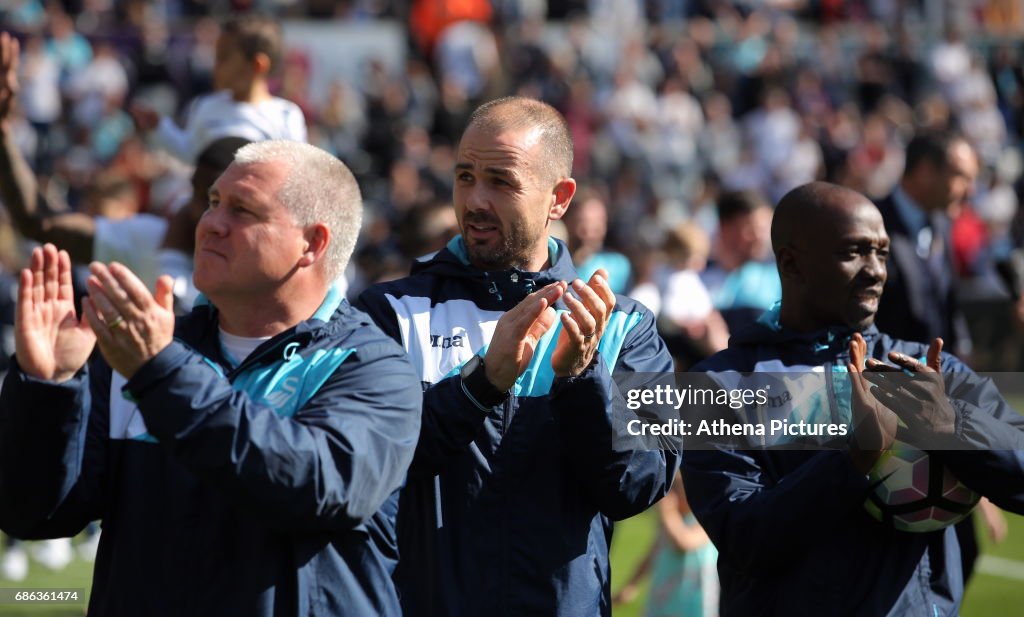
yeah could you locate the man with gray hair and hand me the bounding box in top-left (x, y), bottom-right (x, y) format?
top-left (0, 140), bottom-right (422, 616)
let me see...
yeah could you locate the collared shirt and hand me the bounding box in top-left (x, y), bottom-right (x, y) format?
top-left (892, 185), bottom-right (937, 258)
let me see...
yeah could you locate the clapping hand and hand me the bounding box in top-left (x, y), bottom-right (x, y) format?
top-left (15, 244), bottom-right (95, 382)
top-left (551, 269), bottom-right (616, 378)
top-left (864, 338), bottom-right (956, 440)
top-left (847, 332), bottom-right (898, 473)
top-left (82, 262), bottom-right (175, 379)
top-left (483, 282), bottom-right (565, 391)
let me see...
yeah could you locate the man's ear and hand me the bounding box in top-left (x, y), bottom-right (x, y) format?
top-left (776, 246), bottom-right (802, 282)
top-left (252, 52), bottom-right (272, 76)
top-left (299, 223), bottom-right (330, 269)
top-left (548, 177), bottom-right (577, 221)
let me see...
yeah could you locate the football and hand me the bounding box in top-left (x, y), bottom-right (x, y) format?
top-left (864, 441), bottom-right (980, 533)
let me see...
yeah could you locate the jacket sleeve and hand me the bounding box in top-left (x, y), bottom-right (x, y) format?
top-left (0, 358), bottom-right (109, 539)
top-left (354, 289), bottom-right (492, 479)
top-left (932, 356), bottom-right (1024, 514)
top-left (408, 375), bottom-right (497, 478)
top-left (682, 447), bottom-right (870, 572)
top-left (125, 337), bottom-right (422, 532)
top-left (550, 309), bottom-right (681, 520)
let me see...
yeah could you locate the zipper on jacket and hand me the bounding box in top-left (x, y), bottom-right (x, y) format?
top-left (501, 391), bottom-right (512, 435)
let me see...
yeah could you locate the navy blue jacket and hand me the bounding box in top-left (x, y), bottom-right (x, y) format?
top-left (0, 286), bottom-right (422, 616)
top-left (684, 313), bottom-right (1024, 617)
top-left (356, 237), bottom-right (680, 617)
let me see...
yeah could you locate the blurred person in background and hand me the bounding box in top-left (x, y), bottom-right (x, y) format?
top-left (45, 11), bottom-right (91, 87)
top-left (563, 186), bottom-right (632, 293)
top-left (614, 471), bottom-right (719, 617)
top-left (700, 189), bottom-right (780, 334)
top-left (15, 33), bottom-right (58, 175)
top-left (131, 14), bottom-right (306, 164)
top-left (397, 198), bottom-right (459, 260)
top-left (873, 131), bottom-right (977, 359)
top-left (659, 221), bottom-right (728, 368)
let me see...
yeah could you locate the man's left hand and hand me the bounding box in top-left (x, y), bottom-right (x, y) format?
top-left (864, 338), bottom-right (956, 438)
top-left (552, 269), bottom-right (616, 378)
top-left (82, 262), bottom-right (176, 378)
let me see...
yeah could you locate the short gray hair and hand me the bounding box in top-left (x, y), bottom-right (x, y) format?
top-left (233, 140), bottom-right (362, 282)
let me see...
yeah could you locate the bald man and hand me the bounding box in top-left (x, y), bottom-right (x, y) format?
top-left (682, 182), bottom-right (1024, 616)
top-left (357, 97), bottom-right (679, 616)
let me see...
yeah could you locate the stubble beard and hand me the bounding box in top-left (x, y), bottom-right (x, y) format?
top-left (463, 215), bottom-right (539, 271)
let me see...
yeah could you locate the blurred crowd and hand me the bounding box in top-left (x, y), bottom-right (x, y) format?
top-left (2, 0), bottom-right (1024, 363)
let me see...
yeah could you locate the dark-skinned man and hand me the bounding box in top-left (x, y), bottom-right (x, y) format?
top-left (683, 181), bottom-right (1024, 617)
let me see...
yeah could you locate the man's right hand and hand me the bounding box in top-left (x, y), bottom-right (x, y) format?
top-left (483, 282), bottom-right (565, 391)
top-left (847, 332), bottom-right (898, 473)
top-left (15, 244), bottom-right (96, 382)
top-left (0, 32), bottom-right (20, 128)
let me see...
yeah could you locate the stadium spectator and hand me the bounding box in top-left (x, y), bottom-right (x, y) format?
top-left (683, 181), bottom-right (1024, 616)
top-left (563, 187), bottom-right (632, 293)
top-left (397, 198), bottom-right (458, 259)
top-left (131, 15), bottom-right (306, 164)
top-left (0, 140), bottom-right (422, 616)
top-left (873, 131), bottom-right (978, 358)
top-left (45, 11), bottom-right (91, 86)
top-left (65, 41), bottom-right (128, 130)
top-left (700, 189), bottom-right (780, 334)
top-left (16, 33), bottom-right (59, 174)
top-left (658, 221), bottom-right (728, 366)
top-left (356, 96), bottom-right (680, 617)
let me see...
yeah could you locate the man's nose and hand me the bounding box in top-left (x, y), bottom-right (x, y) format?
top-left (464, 185), bottom-right (491, 212)
top-left (197, 206), bottom-right (227, 236)
top-left (865, 252), bottom-right (887, 281)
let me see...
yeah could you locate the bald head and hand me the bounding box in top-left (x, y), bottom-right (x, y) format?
top-left (772, 182), bottom-right (879, 256)
top-left (464, 96), bottom-right (573, 184)
top-left (773, 182), bottom-right (890, 332)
